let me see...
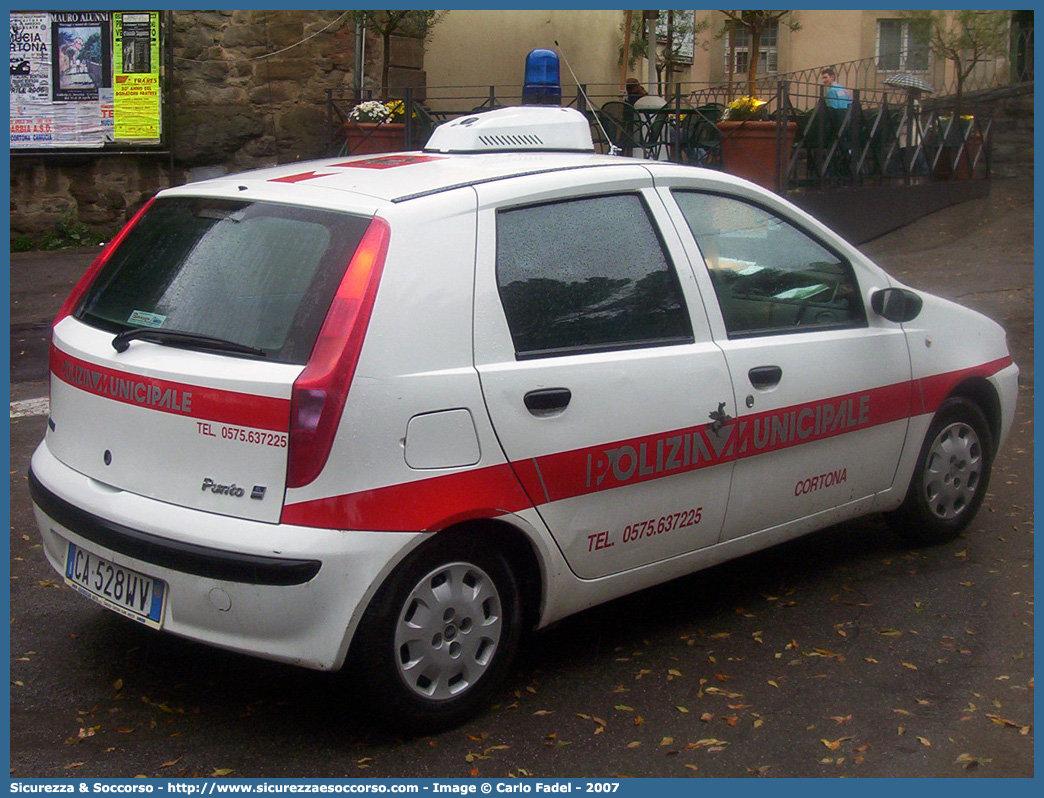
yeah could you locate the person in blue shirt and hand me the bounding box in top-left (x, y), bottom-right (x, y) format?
top-left (820, 68), bottom-right (852, 109)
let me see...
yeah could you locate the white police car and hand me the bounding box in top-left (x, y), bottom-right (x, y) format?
top-left (30, 106), bottom-right (1018, 732)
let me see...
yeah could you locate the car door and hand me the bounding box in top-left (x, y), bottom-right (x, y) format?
top-left (472, 166), bottom-right (736, 579)
top-left (663, 186), bottom-right (913, 541)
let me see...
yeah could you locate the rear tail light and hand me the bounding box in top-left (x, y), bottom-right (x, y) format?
top-left (53, 197), bottom-right (156, 328)
top-left (285, 216), bottom-right (391, 489)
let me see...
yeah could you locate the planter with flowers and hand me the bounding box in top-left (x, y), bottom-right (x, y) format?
top-left (344, 100), bottom-right (407, 155)
top-left (716, 96), bottom-right (796, 190)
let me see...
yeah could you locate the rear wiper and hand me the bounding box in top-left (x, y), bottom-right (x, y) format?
top-left (112, 328), bottom-right (267, 357)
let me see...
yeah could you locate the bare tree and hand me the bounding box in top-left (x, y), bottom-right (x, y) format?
top-left (905, 9), bottom-right (1010, 118)
top-left (351, 10), bottom-right (445, 100)
top-left (619, 10), bottom-right (708, 96)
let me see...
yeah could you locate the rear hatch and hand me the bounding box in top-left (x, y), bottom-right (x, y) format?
top-left (46, 195), bottom-right (374, 523)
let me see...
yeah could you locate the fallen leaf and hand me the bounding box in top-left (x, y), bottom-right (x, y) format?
top-left (918, 737), bottom-right (931, 747)
top-left (615, 705), bottom-right (634, 712)
top-left (955, 753), bottom-right (991, 770)
top-left (626, 741), bottom-right (640, 749)
top-left (660, 737), bottom-right (674, 747)
top-left (821, 737), bottom-right (852, 751)
top-left (210, 768), bottom-right (235, 777)
top-left (986, 714), bottom-right (1022, 729)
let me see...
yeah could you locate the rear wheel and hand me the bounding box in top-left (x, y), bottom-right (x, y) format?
top-left (889, 397), bottom-right (993, 545)
top-left (352, 533), bottom-right (522, 734)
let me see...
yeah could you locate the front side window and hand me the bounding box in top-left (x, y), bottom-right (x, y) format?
top-left (76, 198), bottom-right (371, 364)
top-left (496, 193), bottom-right (693, 358)
top-left (673, 191), bottom-right (865, 338)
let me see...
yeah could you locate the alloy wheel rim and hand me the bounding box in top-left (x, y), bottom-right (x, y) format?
top-left (394, 562), bottom-right (502, 701)
top-left (922, 421), bottom-right (982, 520)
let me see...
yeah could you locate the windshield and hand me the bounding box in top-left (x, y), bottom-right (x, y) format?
top-left (75, 197), bottom-right (372, 364)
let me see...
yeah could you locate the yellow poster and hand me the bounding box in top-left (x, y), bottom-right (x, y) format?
top-left (113, 11), bottom-right (160, 141)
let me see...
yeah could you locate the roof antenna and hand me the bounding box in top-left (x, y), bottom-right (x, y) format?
top-left (555, 39), bottom-right (620, 156)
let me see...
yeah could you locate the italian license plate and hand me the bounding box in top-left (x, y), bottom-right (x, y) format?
top-left (64, 542), bottom-right (166, 628)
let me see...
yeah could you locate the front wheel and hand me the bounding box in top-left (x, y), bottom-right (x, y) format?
top-left (889, 397), bottom-right (993, 546)
top-left (351, 533), bottom-right (522, 734)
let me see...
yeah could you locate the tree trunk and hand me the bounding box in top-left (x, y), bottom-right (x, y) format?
top-left (621, 10), bottom-right (632, 88)
top-left (748, 24), bottom-right (761, 97)
top-left (381, 30), bottom-right (391, 101)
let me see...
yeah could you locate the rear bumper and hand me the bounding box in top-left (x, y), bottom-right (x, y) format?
top-left (29, 442), bottom-right (422, 670)
top-left (29, 469), bottom-right (320, 586)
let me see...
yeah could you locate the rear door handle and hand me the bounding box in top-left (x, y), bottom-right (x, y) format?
top-left (749, 365), bottom-right (782, 389)
top-left (524, 388), bottom-right (572, 414)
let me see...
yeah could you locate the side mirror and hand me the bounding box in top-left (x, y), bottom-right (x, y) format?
top-left (871, 287), bottom-right (923, 323)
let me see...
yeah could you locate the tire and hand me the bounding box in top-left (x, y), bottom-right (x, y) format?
top-left (351, 532), bottom-right (522, 734)
top-left (889, 397), bottom-right (993, 546)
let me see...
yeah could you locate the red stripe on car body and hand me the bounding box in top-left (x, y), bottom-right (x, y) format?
top-left (282, 358), bottom-right (1014, 532)
top-left (279, 463), bottom-right (533, 532)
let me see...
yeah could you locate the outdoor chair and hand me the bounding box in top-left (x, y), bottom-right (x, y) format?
top-left (678, 106), bottom-right (723, 168)
top-left (640, 108), bottom-right (672, 160)
top-left (598, 101), bottom-right (640, 156)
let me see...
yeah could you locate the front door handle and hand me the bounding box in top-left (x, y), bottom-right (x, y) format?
top-left (524, 388), bottom-right (572, 414)
top-left (749, 365), bottom-right (783, 389)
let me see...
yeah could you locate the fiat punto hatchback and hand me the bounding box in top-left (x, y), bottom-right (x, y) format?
top-left (30, 106), bottom-right (1018, 731)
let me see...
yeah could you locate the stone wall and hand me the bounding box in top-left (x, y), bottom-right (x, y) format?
top-left (11, 10), bottom-right (425, 240)
top-left (171, 10), bottom-right (354, 173)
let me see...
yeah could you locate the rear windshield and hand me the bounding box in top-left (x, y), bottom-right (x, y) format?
top-left (75, 197), bottom-right (371, 364)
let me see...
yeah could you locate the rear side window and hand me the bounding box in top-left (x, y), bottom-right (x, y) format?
top-left (75, 198), bottom-right (371, 364)
top-left (673, 191), bottom-right (866, 338)
top-left (496, 193), bottom-right (693, 358)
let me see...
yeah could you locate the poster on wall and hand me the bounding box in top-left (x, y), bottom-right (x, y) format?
top-left (113, 10), bottom-right (161, 141)
top-left (10, 12), bottom-right (56, 147)
top-left (9, 10), bottom-right (164, 149)
top-left (51, 11), bottom-right (111, 102)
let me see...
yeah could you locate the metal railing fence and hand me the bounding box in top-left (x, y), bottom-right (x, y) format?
top-left (326, 78), bottom-right (993, 191)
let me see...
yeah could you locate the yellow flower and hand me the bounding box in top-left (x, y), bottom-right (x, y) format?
top-left (723, 97), bottom-right (767, 121)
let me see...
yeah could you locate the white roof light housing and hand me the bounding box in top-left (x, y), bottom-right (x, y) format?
top-left (424, 106), bottom-right (595, 154)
